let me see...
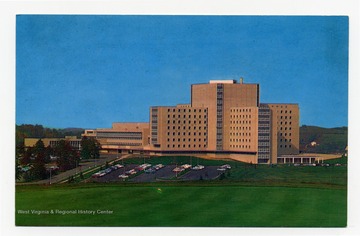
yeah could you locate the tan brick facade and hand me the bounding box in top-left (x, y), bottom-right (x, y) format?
top-left (81, 80), bottom-right (299, 164)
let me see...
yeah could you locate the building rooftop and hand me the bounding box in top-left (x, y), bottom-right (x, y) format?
top-left (209, 80), bottom-right (237, 84)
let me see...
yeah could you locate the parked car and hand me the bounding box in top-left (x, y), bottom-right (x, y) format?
top-left (126, 169), bottom-right (137, 175)
top-left (118, 174), bottom-right (129, 179)
top-left (173, 167), bottom-right (185, 172)
top-left (221, 164), bottom-right (231, 169)
top-left (110, 166), bottom-right (118, 170)
top-left (181, 164), bottom-right (192, 169)
top-left (192, 165), bottom-right (204, 170)
top-left (92, 172), bottom-right (101, 178)
top-left (145, 168), bottom-right (156, 174)
top-left (155, 164), bottom-right (164, 170)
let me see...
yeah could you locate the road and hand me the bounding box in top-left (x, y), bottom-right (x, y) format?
top-left (17, 154), bottom-right (131, 185)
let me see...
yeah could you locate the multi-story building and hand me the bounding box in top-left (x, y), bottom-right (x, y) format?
top-left (24, 136), bottom-right (82, 150)
top-left (83, 79), bottom-right (300, 164)
top-left (84, 122), bottom-right (150, 154)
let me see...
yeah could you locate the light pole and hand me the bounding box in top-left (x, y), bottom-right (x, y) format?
top-left (49, 167), bottom-right (52, 185)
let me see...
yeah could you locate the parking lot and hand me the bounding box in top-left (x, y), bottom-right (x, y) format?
top-left (91, 163), bottom-right (228, 183)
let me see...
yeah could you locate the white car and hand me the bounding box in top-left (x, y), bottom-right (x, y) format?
top-left (173, 167), bottom-right (184, 172)
top-left (118, 174), bottom-right (129, 179)
top-left (192, 165), bottom-right (204, 170)
top-left (181, 164), bottom-right (192, 169)
top-left (221, 164), bottom-right (231, 169)
top-left (155, 164), bottom-right (164, 170)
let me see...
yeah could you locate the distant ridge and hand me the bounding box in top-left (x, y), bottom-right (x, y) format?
top-left (16, 124), bottom-right (85, 145)
top-left (300, 125), bottom-right (347, 154)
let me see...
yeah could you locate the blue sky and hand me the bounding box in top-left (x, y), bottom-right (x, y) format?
top-left (16, 15), bottom-right (348, 129)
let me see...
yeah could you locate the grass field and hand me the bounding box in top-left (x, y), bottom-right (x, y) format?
top-left (15, 156), bottom-right (347, 227)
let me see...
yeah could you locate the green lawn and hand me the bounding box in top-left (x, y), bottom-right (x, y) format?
top-left (16, 156), bottom-right (347, 227)
top-left (16, 183), bottom-right (346, 227)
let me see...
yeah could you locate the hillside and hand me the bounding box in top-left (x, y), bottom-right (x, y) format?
top-left (16, 124), bottom-right (84, 146)
top-left (300, 125), bottom-right (347, 154)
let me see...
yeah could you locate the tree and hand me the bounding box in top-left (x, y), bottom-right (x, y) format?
top-left (81, 136), bottom-right (101, 159)
top-left (30, 139), bottom-right (48, 180)
top-left (20, 147), bottom-right (32, 165)
top-left (55, 140), bottom-right (79, 172)
top-left (15, 156), bottom-right (21, 181)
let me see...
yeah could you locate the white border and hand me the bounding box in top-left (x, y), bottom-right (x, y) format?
top-left (1, 1), bottom-right (359, 236)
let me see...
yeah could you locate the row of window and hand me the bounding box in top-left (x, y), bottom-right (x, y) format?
top-left (279, 144), bottom-right (292, 148)
top-left (167, 138), bottom-right (207, 142)
top-left (279, 133), bottom-right (292, 137)
top-left (230, 114), bottom-right (252, 119)
top-left (278, 121), bottom-right (292, 125)
top-left (167, 114), bottom-right (207, 119)
top-left (278, 116), bottom-right (293, 120)
top-left (167, 144), bottom-right (207, 148)
top-left (167, 132), bottom-right (207, 136)
top-left (258, 148), bottom-right (270, 152)
top-left (230, 132), bottom-right (252, 137)
top-left (230, 144), bottom-right (252, 149)
top-left (111, 142), bottom-right (142, 146)
top-left (167, 126), bottom-right (207, 131)
top-left (279, 138), bottom-right (292, 142)
top-left (167, 120), bottom-right (206, 124)
top-left (97, 132), bottom-right (142, 138)
top-left (102, 137), bottom-right (142, 140)
top-left (277, 110), bottom-right (292, 114)
top-left (230, 138), bottom-right (252, 143)
top-left (230, 108), bottom-right (253, 113)
top-left (167, 108), bottom-right (206, 113)
top-left (230, 120), bottom-right (252, 124)
top-left (279, 126), bottom-right (292, 131)
top-left (230, 126), bottom-right (252, 131)
top-left (258, 142), bottom-right (270, 146)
